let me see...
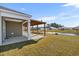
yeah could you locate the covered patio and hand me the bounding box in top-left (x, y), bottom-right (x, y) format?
top-left (23, 19), bottom-right (46, 36)
top-left (2, 17), bottom-right (46, 45)
top-left (0, 6), bottom-right (46, 46)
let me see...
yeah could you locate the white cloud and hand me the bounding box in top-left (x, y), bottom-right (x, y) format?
top-left (37, 13), bottom-right (79, 23)
top-left (56, 12), bottom-right (79, 20)
top-left (37, 14), bottom-right (77, 22)
top-left (55, 13), bottom-right (79, 27)
top-left (63, 3), bottom-right (79, 8)
top-left (21, 8), bottom-right (26, 10)
top-left (37, 16), bottom-right (56, 23)
top-left (36, 12), bottom-right (79, 27)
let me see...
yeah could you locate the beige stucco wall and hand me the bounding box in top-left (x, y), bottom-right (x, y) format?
top-left (0, 13), bottom-right (2, 45)
top-left (6, 21), bottom-right (22, 38)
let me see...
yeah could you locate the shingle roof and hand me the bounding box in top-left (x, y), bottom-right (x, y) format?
top-left (0, 6), bottom-right (32, 17)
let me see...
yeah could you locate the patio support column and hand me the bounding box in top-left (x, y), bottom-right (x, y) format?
top-left (0, 13), bottom-right (2, 45)
top-left (37, 25), bottom-right (38, 33)
top-left (27, 18), bottom-right (31, 40)
top-left (44, 23), bottom-right (46, 36)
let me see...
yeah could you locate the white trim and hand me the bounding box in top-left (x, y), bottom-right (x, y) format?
top-left (0, 9), bottom-right (29, 17)
top-left (5, 18), bottom-right (23, 22)
top-left (22, 21), bottom-right (28, 24)
top-left (1, 12), bottom-right (28, 20)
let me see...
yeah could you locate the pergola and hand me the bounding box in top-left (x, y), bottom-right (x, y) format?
top-left (23, 19), bottom-right (46, 36)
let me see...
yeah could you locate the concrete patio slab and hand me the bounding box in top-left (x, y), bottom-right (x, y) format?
top-left (2, 35), bottom-right (44, 46)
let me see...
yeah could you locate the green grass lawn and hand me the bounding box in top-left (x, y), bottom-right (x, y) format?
top-left (48, 29), bottom-right (79, 34)
top-left (0, 34), bottom-right (79, 56)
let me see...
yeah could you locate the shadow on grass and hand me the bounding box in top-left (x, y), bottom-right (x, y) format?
top-left (0, 40), bottom-right (39, 53)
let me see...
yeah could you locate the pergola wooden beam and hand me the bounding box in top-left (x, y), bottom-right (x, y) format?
top-left (23, 19), bottom-right (46, 26)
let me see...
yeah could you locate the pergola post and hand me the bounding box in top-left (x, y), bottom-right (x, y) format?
top-left (37, 25), bottom-right (38, 33)
top-left (27, 18), bottom-right (31, 40)
top-left (44, 23), bottom-right (46, 36)
top-left (0, 14), bottom-right (2, 45)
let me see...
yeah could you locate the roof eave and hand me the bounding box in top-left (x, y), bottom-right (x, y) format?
top-left (0, 6), bottom-right (32, 18)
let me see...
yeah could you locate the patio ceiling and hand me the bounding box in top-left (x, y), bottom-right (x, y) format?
top-left (23, 19), bottom-right (46, 26)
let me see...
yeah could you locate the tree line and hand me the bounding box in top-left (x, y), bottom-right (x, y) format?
top-left (48, 23), bottom-right (63, 28)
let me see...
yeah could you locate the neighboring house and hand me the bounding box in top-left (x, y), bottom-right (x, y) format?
top-left (73, 26), bottom-right (79, 30)
top-left (48, 27), bottom-right (57, 30)
top-left (0, 6), bottom-right (46, 45)
top-left (58, 27), bottom-right (72, 30)
top-left (39, 24), bottom-right (57, 30)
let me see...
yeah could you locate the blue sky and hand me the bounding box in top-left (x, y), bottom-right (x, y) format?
top-left (0, 3), bottom-right (79, 27)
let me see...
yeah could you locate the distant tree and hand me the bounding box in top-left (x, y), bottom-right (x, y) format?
top-left (50, 23), bottom-right (63, 28)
